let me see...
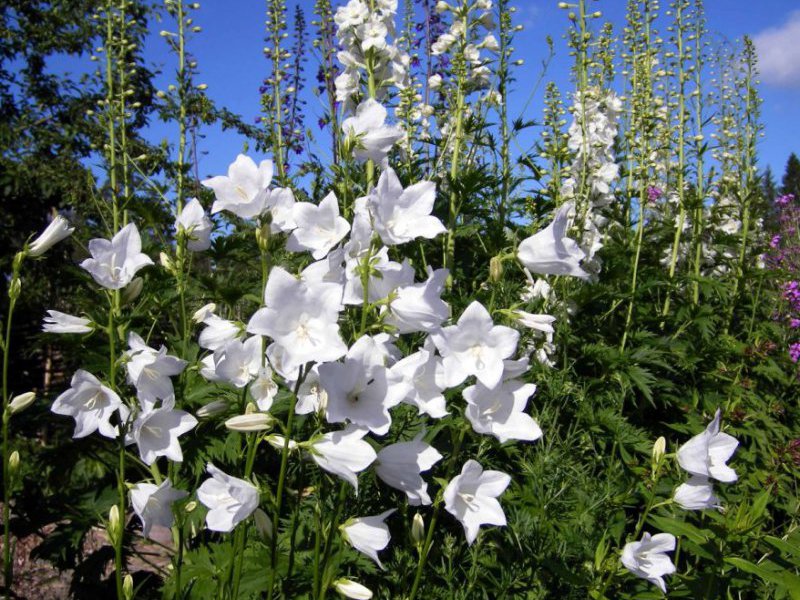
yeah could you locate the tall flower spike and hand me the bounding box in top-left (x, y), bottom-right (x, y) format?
top-left (517, 202), bottom-right (590, 280)
top-left (677, 409), bottom-right (739, 483)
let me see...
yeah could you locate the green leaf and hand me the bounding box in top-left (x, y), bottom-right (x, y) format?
top-left (725, 557), bottom-right (800, 599)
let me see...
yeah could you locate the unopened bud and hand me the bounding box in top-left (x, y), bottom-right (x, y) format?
top-left (123, 574), bottom-right (134, 600)
top-left (412, 513), bottom-right (425, 547)
top-left (489, 256), bottom-right (504, 283)
top-left (160, 252), bottom-right (174, 272)
top-left (108, 504), bottom-right (121, 544)
top-left (254, 508), bottom-right (273, 540)
top-left (196, 399), bottom-right (228, 418)
top-left (652, 436), bottom-right (666, 470)
top-left (9, 392), bottom-right (35, 415)
top-left (8, 277), bottom-right (21, 301)
top-left (122, 277), bottom-right (143, 305)
top-left (185, 500), bottom-right (198, 513)
top-left (196, 83), bottom-right (208, 90)
top-left (8, 450), bottom-right (20, 477)
top-left (255, 221), bottom-right (271, 251)
top-left (225, 412), bottom-right (273, 432)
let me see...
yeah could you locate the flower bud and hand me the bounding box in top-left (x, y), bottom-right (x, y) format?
top-left (108, 504), bottom-right (121, 545)
top-left (28, 215), bottom-right (75, 257)
top-left (123, 574), bottom-right (134, 600)
top-left (412, 512), bottom-right (425, 547)
top-left (489, 256), bottom-right (504, 283)
top-left (185, 500), bottom-right (198, 513)
top-left (266, 435), bottom-right (299, 452)
top-left (8, 450), bottom-right (19, 478)
top-left (8, 277), bottom-right (21, 301)
top-left (652, 436), bottom-right (666, 474)
top-left (255, 220), bottom-right (271, 252)
top-left (196, 83), bottom-right (208, 90)
top-left (333, 579), bottom-right (373, 599)
top-left (225, 413), bottom-right (274, 432)
top-left (9, 392), bottom-right (35, 415)
top-left (435, 1), bottom-right (450, 13)
top-left (192, 303), bottom-right (216, 323)
top-left (254, 508), bottom-right (273, 540)
top-left (122, 277), bottom-right (144, 305)
top-left (160, 252), bottom-right (175, 274)
top-left (196, 399), bottom-right (228, 418)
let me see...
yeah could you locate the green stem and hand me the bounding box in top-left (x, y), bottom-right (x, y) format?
top-left (2, 276), bottom-right (18, 599)
top-left (621, 193), bottom-right (646, 352)
top-left (231, 435), bottom-right (259, 599)
top-left (316, 482), bottom-right (348, 600)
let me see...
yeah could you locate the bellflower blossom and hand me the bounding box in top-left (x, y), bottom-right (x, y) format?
top-left (463, 380), bottom-right (542, 443)
top-left (202, 154), bottom-right (273, 219)
top-left (28, 214), bottom-right (74, 257)
top-left (124, 332), bottom-right (188, 409)
top-left (621, 532), bottom-right (677, 593)
top-left (286, 192), bottom-right (350, 259)
top-left (80, 223), bottom-right (154, 290)
top-left (130, 479), bottom-right (188, 538)
top-left (517, 202), bottom-right (590, 280)
top-left (677, 409), bottom-right (738, 483)
top-left (342, 99), bottom-right (403, 164)
top-left (175, 198), bottom-right (212, 251)
top-left (197, 463), bottom-right (259, 532)
top-left (375, 434), bottom-right (443, 505)
top-left (128, 399), bottom-right (197, 465)
top-left (308, 425), bottom-right (377, 491)
top-left (42, 310), bottom-right (93, 334)
top-left (444, 459), bottom-right (511, 545)
top-left (51, 370), bottom-right (122, 439)
top-left (340, 509), bottom-right (396, 568)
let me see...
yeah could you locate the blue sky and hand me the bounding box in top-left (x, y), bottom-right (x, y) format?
top-left (133, 0), bottom-right (800, 184)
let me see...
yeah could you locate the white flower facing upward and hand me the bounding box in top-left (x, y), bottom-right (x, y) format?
top-left (431, 301), bottom-right (519, 389)
top-left (197, 463), bottom-right (259, 532)
top-left (677, 409), bottom-right (738, 483)
top-left (444, 459), bottom-right (511, 545)
top-left (340, 509), bottom-right (396, 568)
top-left (202, 154), bottom-right (273, 219)
top-left (128, 400), bottom-right (198, 465)
top-left (80, 223), bottom-right (154, 290)
top-left (124, 332), bottom-right (188, 408)
top-left (367, 167), bottom-right (445, 245)
top-left (463, 380), bottom-right (542, 444)
top-left (286, 192), bottom-right (350, 259)
top-left (247, 267), bottom-right (347, 371)
top-left (375, 434), bottom-right (443, 505)
top-left (130, 479), bottom-right (188, 538)
top-left (28, 214), bottom-right (74, 257)
top-left (342, 99), bottom-right (403, 163)
top-left (42, 310), bottom-right (93, 334)
top-left (51, 370), bottom-right (122, 439)
top-left (517, 202), bottom-right (590, 280)
top-left (621, 532), bottom-right (677, 593)
top-left (176, 198), bottom-right (212, 251)
top-left (673, 475), bottom-right (720, 511)
top-left (308, 425), bottom-right (377, 491)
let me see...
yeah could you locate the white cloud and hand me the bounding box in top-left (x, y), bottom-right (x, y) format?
top-left (754, 11), bottom-right (800, 88)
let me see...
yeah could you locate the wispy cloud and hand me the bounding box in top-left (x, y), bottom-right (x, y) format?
top-left (753, 10), bottom-right (800, 88)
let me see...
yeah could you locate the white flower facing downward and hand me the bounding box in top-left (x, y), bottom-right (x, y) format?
top-left (286, 192), bottom-right (350, 260)
top-left (202, 154), bottom-right (273, 219)
top-left (342, 99), bottom-right (403, 163)
top-left (42, 310), bottom-right (93, 334)
top-left (175, 198), bottom-right (212, 251)
top-left (444, 459), bottom-right (511, 545)
top-left (130, 479), bottom-right (188, 538)
top-left (463, 380), bottom-right (542, 444)
top-left (128, 401), bottom-right (198, 465)
top-left (677, 409), bottom-right (738, 483)
top-left (673, 476), bottom-right (720, 511)
top-left (375, 434), bottom-right (443, 505)
top-left (621, 532), bottom-right (677, 593)
top-left (431, 301), bottom-right (519, 389)
top-left (367, 167), bottom-right (445, 245)
top-left (197, 463), bottom-right (259, 532)
top-left (340, 509), bottom-right (395, 568)
top-left (28, 214), bottom-right (74, 257)
top-left (80, 223), bottom-right (154, 290)
top-left (51, 370), bottom-right (122, 439)
top-left (308, 425), bottom-right (377, 491)
top-left (517, 202), bottom-right (590, 280)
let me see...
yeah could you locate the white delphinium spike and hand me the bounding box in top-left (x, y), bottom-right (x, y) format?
top-left (80, 223), bottom-right (154, 289)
